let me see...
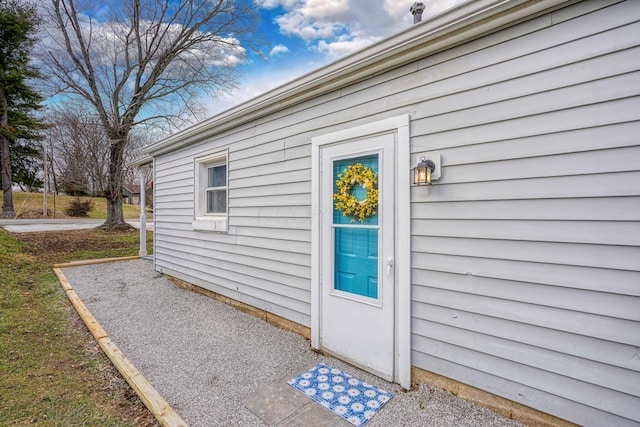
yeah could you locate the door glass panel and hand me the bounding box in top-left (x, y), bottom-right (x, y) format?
top-left (332, 154), bottom-right (379, 299)
top-left (334, 227), bottom-right (378, 298)
top-left (333, 155), bottom-right (378, 226)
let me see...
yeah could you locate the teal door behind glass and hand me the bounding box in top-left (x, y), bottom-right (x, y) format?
top-left (333, 155), bottom-right (379, 299)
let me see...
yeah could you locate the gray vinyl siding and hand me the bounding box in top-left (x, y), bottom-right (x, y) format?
top-left (153, 130), bottom-right (313, 326)
top-left (408, 1), bottom-right (640, 425)
top-left (151, 1), bottom-right (639, 425)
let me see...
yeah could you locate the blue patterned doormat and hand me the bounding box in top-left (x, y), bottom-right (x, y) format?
top-left (287, 363), bottom-right (393, 426)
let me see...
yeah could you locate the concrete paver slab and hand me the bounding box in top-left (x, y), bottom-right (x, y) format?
top-left (281, 400), bottom-right (351, 426)
top-left (243, 381), bottom-right (310, 425)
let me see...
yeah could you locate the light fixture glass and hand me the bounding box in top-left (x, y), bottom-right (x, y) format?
top-left (413, 157), bottom-right (435, 186)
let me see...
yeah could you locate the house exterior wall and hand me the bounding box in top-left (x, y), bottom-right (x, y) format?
top-left (407, 1), bottom-right (640, 425)
top-left (151, 1), bottom-right (639, 425)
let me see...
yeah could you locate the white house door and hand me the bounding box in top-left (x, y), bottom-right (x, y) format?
top-left (320, 132), bottom-right (395, 380)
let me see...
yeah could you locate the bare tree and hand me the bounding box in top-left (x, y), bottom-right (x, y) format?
top-left (46, 106), bottom-right (160, 203)
top-left (37, 0), bottom-right (257, 229)
top-left (45, 107), bottom-right (109, 195)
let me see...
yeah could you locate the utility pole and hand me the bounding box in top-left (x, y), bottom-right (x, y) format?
top-left (43, 147), bottom-right (47, 218)
top-left (49, 145), bottom-right (57, 218)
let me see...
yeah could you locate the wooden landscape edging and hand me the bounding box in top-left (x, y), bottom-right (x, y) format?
top-left (53, 257), bottom-right (188, 427)
top-left (53, 255), bottom-right (140, 269)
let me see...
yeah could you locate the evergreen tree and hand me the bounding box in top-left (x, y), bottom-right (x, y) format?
top-left (0, 0), bottom-right (45, 217)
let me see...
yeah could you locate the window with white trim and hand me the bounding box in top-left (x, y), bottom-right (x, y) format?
top-left (193, 150), bottom-right (228, 232)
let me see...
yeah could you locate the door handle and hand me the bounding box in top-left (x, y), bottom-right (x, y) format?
top-left (386, 257), bottom-right (394, 275)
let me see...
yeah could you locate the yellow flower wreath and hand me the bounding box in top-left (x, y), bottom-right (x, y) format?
top-left (333, 163), bottom-right (378, 222)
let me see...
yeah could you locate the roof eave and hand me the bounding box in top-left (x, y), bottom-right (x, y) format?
top-left (128, 154), bottom-right (153, 168)
top-left (145, 0), bottom-right (572, 157)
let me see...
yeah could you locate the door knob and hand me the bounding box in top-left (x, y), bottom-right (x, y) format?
top-left (386, 257), bottom-right (394, 275)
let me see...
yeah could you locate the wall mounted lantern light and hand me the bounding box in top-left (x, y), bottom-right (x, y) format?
top-left (412, 152), bottom-right (441, 186)
top-left (413, 156), bottom-right (436, 185)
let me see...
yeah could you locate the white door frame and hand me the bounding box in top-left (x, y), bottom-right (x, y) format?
top-left (311, 114), bottom-right (411, 389)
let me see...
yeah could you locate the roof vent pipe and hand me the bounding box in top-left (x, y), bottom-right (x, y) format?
top-left (410, 2), bottom-right (425, 24)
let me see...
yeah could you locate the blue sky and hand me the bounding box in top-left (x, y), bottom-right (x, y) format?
top-left (205, 0), bottom-right (466, 116)
top-left (35, 0), bottom-right (466, 122)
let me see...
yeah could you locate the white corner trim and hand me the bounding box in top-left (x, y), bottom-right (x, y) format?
top-left (396, 119), bottom-right (412, 390)
top-left (310, 138), bottom-right (321, 350)
top-left (311, 114), bottom-right (411, 388)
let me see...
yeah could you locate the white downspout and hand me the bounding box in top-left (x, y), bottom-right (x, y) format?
top-left (139, 166), bottom-right (147, 257)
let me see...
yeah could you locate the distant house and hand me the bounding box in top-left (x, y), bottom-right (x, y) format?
top-left (135, 1), bottom-right (640, 425)
top-left (122, 183), bottom-right (152, 205)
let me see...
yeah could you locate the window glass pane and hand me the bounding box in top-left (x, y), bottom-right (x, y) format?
top-left (208, 165), bottom-right (226, 187)
top-left (206, 189), bottom-right (226, 213)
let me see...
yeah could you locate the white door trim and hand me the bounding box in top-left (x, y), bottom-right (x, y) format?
top-left (311, 114), bottom-right (411, 389)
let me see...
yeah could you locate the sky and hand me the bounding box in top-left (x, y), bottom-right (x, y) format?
top-left (34, 0), bottom-right (466, 126)
top-left (205, 0), bottom-right (467, 116)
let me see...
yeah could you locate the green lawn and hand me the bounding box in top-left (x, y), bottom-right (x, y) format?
top-left (0, 229), bottom-right (156, 426)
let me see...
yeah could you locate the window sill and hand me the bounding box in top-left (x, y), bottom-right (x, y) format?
top-left (192, 217), bottom-right (228, 232)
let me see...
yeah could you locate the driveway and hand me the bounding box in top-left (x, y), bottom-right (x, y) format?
top-left (1, 219), bottom-right (144, 233)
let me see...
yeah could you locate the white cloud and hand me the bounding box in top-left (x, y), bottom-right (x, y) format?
top-left (269, 44), bottom-right (289, 56)
top-left (300, 0), bottom-right (349, 21)
top-left (383, 0), bottom-right (416, 27)
top-left (205, 60), bottom-right (319, 116)
top-left (261, 0), bottom-right (467, 58)
top-left (254, 0), bottom-right (299, 9)
top-left (316, 34), bottom-right (377, 58)
top-left (203, 0), bottom-right (469, 115)
top-left (275, 11), bottom-right (340, 41)
top-left (40, 12), bottom-right (247, 71)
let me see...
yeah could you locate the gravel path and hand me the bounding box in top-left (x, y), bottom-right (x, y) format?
top-left (61, 259), bottom-right (524, 427)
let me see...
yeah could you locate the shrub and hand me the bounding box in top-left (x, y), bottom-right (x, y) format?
top-left (65, 198), bottom-right (95, 217)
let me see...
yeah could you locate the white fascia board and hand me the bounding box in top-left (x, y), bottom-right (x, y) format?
top-left (128, 154), bottom-right (153, 168)
top-left (144, 0), bottom-right (571, 157)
